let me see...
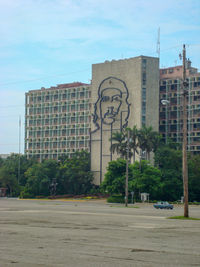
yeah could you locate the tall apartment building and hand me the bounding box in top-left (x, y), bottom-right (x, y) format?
top-left (159, 61), bottom-right (200, 153)
top-left (25, 82), bottom-right (91, 161)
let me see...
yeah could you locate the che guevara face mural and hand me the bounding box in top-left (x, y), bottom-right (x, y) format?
top-left (92, 76), bottom-right (130, 132)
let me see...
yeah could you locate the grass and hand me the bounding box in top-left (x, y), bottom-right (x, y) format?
top-left (168, 216), bottom-right (200, 220)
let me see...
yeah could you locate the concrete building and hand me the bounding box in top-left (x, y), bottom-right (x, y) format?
top-left (91, 56), bottom-right (159, 184)
top-left (159, 61), bottom-right (200, 153)
top-left (25, 82), bottom-right (91, 161)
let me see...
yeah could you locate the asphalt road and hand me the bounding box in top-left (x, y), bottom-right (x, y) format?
top-left (0, 198), bottom-right (200, 267)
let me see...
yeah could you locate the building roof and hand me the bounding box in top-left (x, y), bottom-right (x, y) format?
top-left (27, 82), bottom-right (90, 93)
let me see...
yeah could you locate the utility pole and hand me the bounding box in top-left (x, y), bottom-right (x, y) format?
top-left (182, 44), bottom-right (189, 217)
top-left (125, 129), bottom-right (130, 207)
top-left (18, 115), bottom-right (21, 184)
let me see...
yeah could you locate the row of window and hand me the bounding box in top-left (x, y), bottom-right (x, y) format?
top-left (28, 116), bottom-right (91, 126)
top-left (27, 150), bottom-right (89, 160)
top-left (28, 140), bottom-right (89, 149)
top-left (28, 129), bottom-right (90, 138)
top-left (28, 104), bottom-right (91, 115)
top-left (28, 91), bottom-right (91, 103)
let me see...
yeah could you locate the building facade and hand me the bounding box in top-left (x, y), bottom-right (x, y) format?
top-left (25, 82), bottom-right (91, 161)
top-left (91, 56), bottom-right (159, 184)
top-left (159, 62), bottom-right (200, 153)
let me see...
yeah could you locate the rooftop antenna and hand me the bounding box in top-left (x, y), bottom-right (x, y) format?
top-left (156, 27), bottom-right (160, 66)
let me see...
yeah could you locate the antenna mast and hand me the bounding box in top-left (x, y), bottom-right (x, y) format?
top-left (156, 27), bottom-right (160, 66)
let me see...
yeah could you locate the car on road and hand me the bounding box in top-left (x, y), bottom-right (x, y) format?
top-left (153, 201), bottom-right (173, 209)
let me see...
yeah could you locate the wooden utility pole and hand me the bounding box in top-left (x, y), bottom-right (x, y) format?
top-left (125, 129), bottom-right (130, 207)
top-left (182, 44), bottom-right (189, 217)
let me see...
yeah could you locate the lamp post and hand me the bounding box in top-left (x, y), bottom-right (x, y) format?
top-left (125, 129), bottom-right (130, 207)
top-left (161, 99), bottom-right (170, 144)
top-left (182, 44), bottom-right (189, 218)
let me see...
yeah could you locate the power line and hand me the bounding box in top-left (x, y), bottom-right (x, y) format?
top-left (0, 68), bottom-right (90, 86)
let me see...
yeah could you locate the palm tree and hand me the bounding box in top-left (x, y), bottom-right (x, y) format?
top-left (110, 131), bottom-right (127, 159)
top-left (128, 126), bottom-right (139, 162)
top-left (137, 126), bottom-right (155, 161)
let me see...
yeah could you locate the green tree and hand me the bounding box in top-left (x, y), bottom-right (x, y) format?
top-left (0, 165), bottom-right (19, 196)
top-left (154, 146), bottom-right (183, 201)
top-left (101, 158), bottom-right (133, 195)
top-left (137, 126), bottom-right (159, 160)
top-left (129, 161), bottom-right (162, 200)
top-left (188, 155), bottom-right (200, 202)
top-left (57, 151), bottom-right (93, 195)
top-left (23, 159), bottom-right (59, 197)
top-left (129, 126), bottom-right (138, 162)
top-left (110, 131), bottom-right (127, 159)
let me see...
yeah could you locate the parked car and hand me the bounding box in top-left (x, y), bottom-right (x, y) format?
top-left (153, 201), bottom-right (173, 209)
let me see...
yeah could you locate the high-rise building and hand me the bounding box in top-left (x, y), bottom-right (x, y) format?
top-left (91, 56), bottom-right (159, 184)
top-left (159, 61), bottom-right (200, 153)
top-left (25, 82), bottom-right (91, 161)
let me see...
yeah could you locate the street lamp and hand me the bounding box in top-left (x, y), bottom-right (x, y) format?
top-left (125, 129), bottom-right (130, 207)
top-left (161, 99), bottom-right (170, 144)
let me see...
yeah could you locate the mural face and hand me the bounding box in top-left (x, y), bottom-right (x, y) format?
top-left (92, 76), bottom-right (130, 132)
top-left (100, 88), bottom-right (122, 125)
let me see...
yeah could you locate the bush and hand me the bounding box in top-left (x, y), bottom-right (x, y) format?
top-left (20, 191), bottom-right (35, 199)
top-left (107, 195), bottom-right (133, 203)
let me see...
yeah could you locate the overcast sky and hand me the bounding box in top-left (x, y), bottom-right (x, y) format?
top-left (0, 0), bottom-right (200, 154)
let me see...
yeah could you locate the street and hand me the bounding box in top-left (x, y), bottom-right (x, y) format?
top-left (0, 198), bottom-right (200, 267)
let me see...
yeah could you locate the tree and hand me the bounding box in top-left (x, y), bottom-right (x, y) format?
top-left (101, 158), bottom-right (133, 195)
top-left (101, 159), bottom-right (162, 200)
top-left (57, 151), bottom-right (93, 195)
top-left (137, 126), bottom-right (159, 160)
top-left (23, 159), bottom-right (59, 197)
top-left (154, 146), bottom-right (183, 201)
top-left (110, 131), bottom-right (127, 159)
top-left (188, 155), bottom-right (200, 202)
top-left (129, 126), bottom-right (138, 162)
top-left (129, 161), bottom-right (162, 200)
top-left (0, 165), bottom-right (19, 196)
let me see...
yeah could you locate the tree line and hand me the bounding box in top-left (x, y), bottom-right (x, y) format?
top-left (0, 151), bottom-right (94, 198)
top-left (0, 125), bottom-right (199, 201)
top-left (102, 125), bottom-right (200, 202)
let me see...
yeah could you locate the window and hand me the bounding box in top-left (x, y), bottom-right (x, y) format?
top-left (71, 117), bottom-right (75, 123)
top-left (80, 116), bottom-right (84, 123)
top-left (80, 92), bottom-right (85, 98)
top-left (142, 88), bottom-right (146, 101)
top-left (80, 128), bottom-right (84, 135)
top-left (80, 104), bottom-right (84, 110)
top-left (142, 101), bottom-right (146, 115)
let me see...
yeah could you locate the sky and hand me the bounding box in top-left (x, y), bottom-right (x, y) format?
top-left (0, 0), bottom-right (200, 154)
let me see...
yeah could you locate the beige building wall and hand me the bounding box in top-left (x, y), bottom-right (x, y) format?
top-left (91, 56), bottom-right (159, 185)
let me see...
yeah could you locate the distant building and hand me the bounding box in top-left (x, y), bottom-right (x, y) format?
top-left (25, 82), bottom-right (91, 161)
top-left (159, 60), bottom-right (200, 153)
top-left (0, 154), bottom-right (10, 159)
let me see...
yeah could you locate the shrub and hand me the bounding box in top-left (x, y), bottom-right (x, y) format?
top-left (107, 195), bottom-right (133, 203)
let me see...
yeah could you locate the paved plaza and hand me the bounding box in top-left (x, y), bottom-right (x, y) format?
top-left (0, 198), bottom-right (200, 267)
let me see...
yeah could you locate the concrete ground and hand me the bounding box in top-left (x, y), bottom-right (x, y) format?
top-left (0, 198), bottom-right (200, 267)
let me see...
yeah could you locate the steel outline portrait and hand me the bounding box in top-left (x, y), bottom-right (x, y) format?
top-left (92, 76), bottom-right (130, 132)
